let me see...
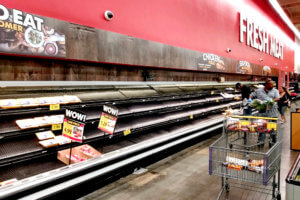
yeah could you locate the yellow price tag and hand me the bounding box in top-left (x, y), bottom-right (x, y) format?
top-left (52, 123), bottom-right (62, 130)
top-left (124, 129), bottom-right (131, 136)
top-left (190, 115), bottom-right (193, 119)
top-left (211, 91), bottom-right (214, 95)
top-left (62, 121), bottom-right (73, 136)
top-left (216, 99), bottom-right (219, 102)
top-left (50, 104), bottom-right (60, 110)
top-left (235, 90), bottom-right (238, 92)
top-left (99, 117), bottom-right (109, 130)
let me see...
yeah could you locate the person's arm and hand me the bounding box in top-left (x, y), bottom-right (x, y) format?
top-left (273, 90), bottom-right (280, 102)
top-left (280, 92), bottom-right (285, 98)
top-left (249, 90), bottom-right (256, 99)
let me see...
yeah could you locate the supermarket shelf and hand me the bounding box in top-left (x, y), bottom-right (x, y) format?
top-left (0, 101), bottom-right (240, 167)
top-left (0, 82), bottom-right (245, 199)
top-left (0, 95), bottom-right (238, 139)
top-left (0, 81), bottom-right (262, 88)
top-left (0, 88), bottom-right (227, 117)
top-left (0, 115), bottom-right (224, 200)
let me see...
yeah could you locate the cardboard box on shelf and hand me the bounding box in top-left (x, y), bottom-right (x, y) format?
top-left (78, 144), bottom-right (102, 159)
top-left (57, 144), bottom-right (101, 165)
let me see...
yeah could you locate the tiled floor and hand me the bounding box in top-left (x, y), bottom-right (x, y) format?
top-left (80, 105), bottom-right (299, 200)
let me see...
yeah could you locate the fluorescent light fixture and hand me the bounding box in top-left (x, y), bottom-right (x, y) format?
top-left (269, 0), bottom-right (300, 39)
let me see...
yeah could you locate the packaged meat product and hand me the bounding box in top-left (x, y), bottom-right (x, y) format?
top-left (18, 98), bottom-right (38, 107)
top-left (35, 97), bottom-right (49, 105)
top-left (54, 96), bottom-right (68, 104)
top-left (16, 119), bottom-right (37, 129)
top-left (0, 178), bottom-right (18, 187)
top-left (49, 115), bottom-right (64, 124)
top-left (79, 145), bottom-right (96, 158)
top-left (33, 117), bottom-right (49, 126)
top-left (39, 139), bottom-right (59, 148)
top-left (64, 95), bottom-right (81, 103)
top-left (65, 154), bottom-right (86, 163)
top-left (16, 115), bottom-right (64, 129)
top-left (55, 135), bottom-right (71, 145)
top-left (77, 144), bottom-right (102, 159)
top-left (43, 97), bottom-right (59, 105)
top-left (0, 99), bottom-right (20, 109)
top-left (35, 131), bottom-right (55, 140)
top-left (220, 93), bottom-right (234, 98)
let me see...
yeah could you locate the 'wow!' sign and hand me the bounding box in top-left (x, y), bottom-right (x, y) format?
top-left (62, 109), bottom-right (86, 142)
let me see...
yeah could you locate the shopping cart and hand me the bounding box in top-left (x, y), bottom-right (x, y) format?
top-left (209, 115), bottom-right (282, 200)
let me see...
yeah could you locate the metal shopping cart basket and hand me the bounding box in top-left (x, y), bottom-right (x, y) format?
top-left (209, 115), bottom-right (283, 200)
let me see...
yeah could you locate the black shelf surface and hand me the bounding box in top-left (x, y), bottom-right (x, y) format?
top-left (0, 114), bottom-right (222, 181)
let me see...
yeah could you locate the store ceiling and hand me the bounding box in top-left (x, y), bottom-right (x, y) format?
top-left (278, 0), bottom-right (300, 31)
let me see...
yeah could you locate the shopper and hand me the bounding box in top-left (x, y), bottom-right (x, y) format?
top-left (250, 79), bottom-right (280, 144)
top-left (278, 86), bottom-right (290, 123)
top-left (250, 79), bottom-right (280, 118)
top-left (235, 82), bottom-right (252, 115)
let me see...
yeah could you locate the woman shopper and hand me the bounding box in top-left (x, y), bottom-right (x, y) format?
top-left (278, 86), bottom-right (290, 123)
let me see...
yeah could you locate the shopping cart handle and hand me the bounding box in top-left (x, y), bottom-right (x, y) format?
top-left (230, 115), bottom-right (278, 120)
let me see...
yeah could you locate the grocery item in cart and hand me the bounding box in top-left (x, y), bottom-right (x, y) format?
top-left (246, 165), bottom-right (263, 174)
top-left (224, 156), bottom-right (264, 174)
top-left (248, 159), bottom-right (264, 167)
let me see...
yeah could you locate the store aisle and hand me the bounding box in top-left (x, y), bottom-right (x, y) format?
top-left (79, 106), bottom-right (298, 200)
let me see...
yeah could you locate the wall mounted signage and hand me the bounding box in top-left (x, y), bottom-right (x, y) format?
top-left (0, 3), bottom-right (66, 57)
top-left (239, 12), bottom-right (283, 60)
top-left (262, 66), bottom-right (271, 75)
top-left (98, 105), bottom-right (118, 135)
top-left (236, 60), bottom-right (252, 74)
top-left (62, 109), bottom-right (86, 142)
top-left (197, 53), bottom-right (226, 72)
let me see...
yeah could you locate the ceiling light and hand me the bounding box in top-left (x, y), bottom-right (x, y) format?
top-left (269, 0), bottom-right (300, 39)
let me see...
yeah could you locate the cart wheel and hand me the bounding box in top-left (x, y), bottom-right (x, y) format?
top-left (276, 193), bottom-right (281, 200)
top-left (269, 142), bottom-right (273, 148)
top-left (225, 183), bottom-right (230, 192)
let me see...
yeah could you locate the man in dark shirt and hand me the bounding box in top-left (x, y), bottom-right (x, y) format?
top-left (236, 83), bottom-right (252, 115)
top-left (236, 83), bottom-right (251, 99)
